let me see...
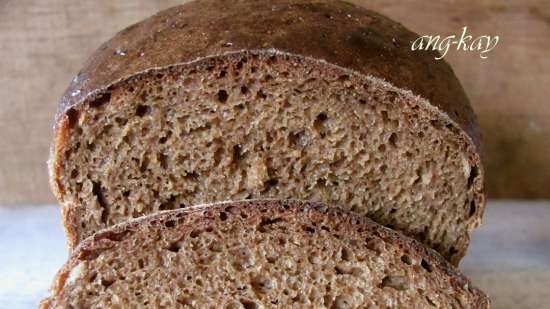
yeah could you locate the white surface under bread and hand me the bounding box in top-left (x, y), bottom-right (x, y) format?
top-left (0, 201), bottom-right (548, 309)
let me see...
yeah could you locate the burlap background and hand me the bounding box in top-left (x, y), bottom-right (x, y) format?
top-left (1, 0), bottom-right (549, 205)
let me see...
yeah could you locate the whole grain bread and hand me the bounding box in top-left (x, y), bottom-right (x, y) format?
top-left (41, 199), bottom-right (489, 308)
top-left (49, 0), bottom-right (485, 264)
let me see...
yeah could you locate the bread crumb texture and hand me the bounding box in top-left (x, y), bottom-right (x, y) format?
top-left (58, 52), bottom-right (482, 263)
top-left (41, 200), bottom-right (489, 308)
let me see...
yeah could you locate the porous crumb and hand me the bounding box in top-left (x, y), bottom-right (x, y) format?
top-left (58, 52), bottom-right (481, 262)
top-left (41, 200), bottom-right (489, 309)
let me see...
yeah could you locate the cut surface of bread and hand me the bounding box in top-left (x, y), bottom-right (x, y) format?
top-left (41, 200), bottom-right (489, 309)
top-left (50, 0), bottom-right (485, 264)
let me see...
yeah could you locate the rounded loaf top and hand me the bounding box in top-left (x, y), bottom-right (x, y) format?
top-left (59, 0), bottom-right (480, 148)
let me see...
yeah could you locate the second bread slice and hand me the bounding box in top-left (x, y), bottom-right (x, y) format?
top-left (41, 199), bottom-right (489, 308)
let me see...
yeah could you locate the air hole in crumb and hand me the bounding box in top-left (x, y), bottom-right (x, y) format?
top-left (236, 59), bottom-right (245, 70)
top-left (421, 259), bottom-right (433, 272)
top-left (389, 133), bottom-right (398, 147)
top-left (219, 211), bottom-right (228, 221)
top-left (338, 74), bottom-right (350, 81)
top-left (159, 131), bottom-right (172, 144)
top-left (379, 164), bottom-right (387, 173)
top-left (430, 119), bottom-right (441, 129)
top-left (165, 220), bottom-right (176, 228)
top-left (88, 272), bottom-right (97, 282)
top-left (184, 171), bottom-right (199, 180)
top-left (251, 276), bottom-right (274, 294)
top-left (217, 89), bottom-right (229, 103)
top-left (240, 299), bottom-right (259, 309)
top-left (426, 296), bottom-right (437, 306)
top-left (159, 202), bottom-right (172, 211)
top-left (135, 104), bottom-right (150, 117)
top-left (218, 70), bottom-right (227, 78)
top-left (341, 247), bottom-right (352, 261)
top-left (240, 85), bottom-right (249, 94)
top-left (258, 217), bottom-right (284, 232)
top-left (100, 278), bottom-right (114, 288)
top-left (256, 90), bottom-right (267, 99)
top-left (140, 157), bottom-right (149, 172)
top-left (469, 200), bottom-right (476, 217)
top-left (289, 130), bottom-right (309, 148)
top-left (89, 93), bottom-right (111, 108)
top-left (115, 117), bottom-right (127, 126)
top-left (157, 153), bottom-right (168, 169)
top-left (378, 144), bottom-right (386, 152)
top-left (316, 112), bottom-right (328, 122)
top-left (302, 225), bottom-right (315, 233)
top-left (381, 110), bottom-right (389, 123)
top-left (66, 108), bottom-right (80, 128)
top-left (178, 297), bottom-right (195, 306)
top-left (264, 178), bottom-right (278, 190)
top-left (189, 229), bottom-right (202, 238)
top-left (401, 255), bottom-right (413, 265)
top-left (449, 246), bottom-right (459, 256)
top-left (92, 181), bottom-right (108, 223)
top-left (314, 112), bottom-right (328, 137)
top-left (234, 103), bottom-right (245, 111)
top-left (267, 55), bottom-right (277, 64)
top-left (167, 242), bottom-right (181, 253)
top-left (232, 144), bottom-right (245, 161)
top-left (70, 169), bottom-right (78, 178)
top-left (467, 165), bottom-right (478, 188)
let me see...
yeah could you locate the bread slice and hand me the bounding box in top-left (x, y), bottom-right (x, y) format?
top-left (41, 199), bottom-right (489, 308)
top-left (49, 0), bottom-right (485, 264)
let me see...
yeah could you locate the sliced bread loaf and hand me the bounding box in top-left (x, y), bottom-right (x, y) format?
top-left (49, 0), bottom-right (484, 264)
top-left (41, 200), bottom-right (489, 308)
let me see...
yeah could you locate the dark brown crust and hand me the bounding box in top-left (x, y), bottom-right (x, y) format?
top-left (49, 0), bottom-right (485, 260)
top-left (54, 0), bottom-right (480, 144)
top-left (41, 199), bottom-right (490, 309)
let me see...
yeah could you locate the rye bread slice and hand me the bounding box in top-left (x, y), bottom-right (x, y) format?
top-left (49, 0), bottom-right (485, 264)
top-left (41, 200), bottom-right (489, 308)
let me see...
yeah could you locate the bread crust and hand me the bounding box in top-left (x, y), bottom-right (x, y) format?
top-left (41, 199), bottom-right (490, 309)
top-left (49, 0), bottom-right (485, 260)
top-left (54, 0), bottom-right (480, 142)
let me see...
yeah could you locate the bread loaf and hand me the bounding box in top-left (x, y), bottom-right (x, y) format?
top-left (41, 200), bottom-right (489, 308)
top-left (49, 0), bottom-right (484, 264)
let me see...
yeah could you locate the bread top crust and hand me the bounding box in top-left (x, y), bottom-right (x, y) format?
top-left (56, 0), bottom-right (480, 149)
top-left (42, 199), bottom-right (489, 309)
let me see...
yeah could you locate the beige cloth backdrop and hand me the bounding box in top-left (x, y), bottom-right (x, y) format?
top-left (1, 0), bottom-right (549, 205)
